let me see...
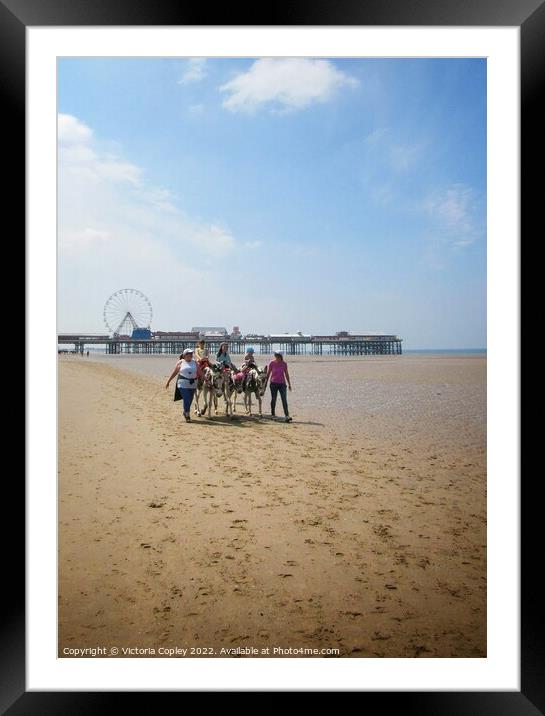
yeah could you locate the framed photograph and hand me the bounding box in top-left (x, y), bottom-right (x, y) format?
top-left (10, 0), bottom-right (535, 707)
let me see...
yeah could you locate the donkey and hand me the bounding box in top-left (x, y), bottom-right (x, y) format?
top-left (243, 367), bottom-right (268, 417)
top-left (221, 368), bottom-right (236, 418)
top-left (198, 365), bottom-right (224, 418)
top-left (194, 371), bottom-right (206, 416)
top-left (231, 369), bottom-right (246, 414)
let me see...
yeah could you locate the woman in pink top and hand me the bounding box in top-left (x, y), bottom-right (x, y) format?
top-left (265, 351), bottom-right (293, 422)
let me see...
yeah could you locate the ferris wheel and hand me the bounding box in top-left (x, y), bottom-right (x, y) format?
top-left (103, 289), bottom-right (153, 336)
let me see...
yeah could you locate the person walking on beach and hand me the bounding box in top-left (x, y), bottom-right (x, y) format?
top-left (265, 351), bottom-right (292, 422)
top-left (165, 348), bottom-right (202, 422)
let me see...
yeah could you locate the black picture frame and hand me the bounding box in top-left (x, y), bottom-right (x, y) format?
top-left (10, 0), bottom-right (534, 708)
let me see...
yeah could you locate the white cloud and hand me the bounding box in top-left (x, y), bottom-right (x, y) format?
top-left (243, 240), bottom-right (262, 249)
top-left (59, 116), bottom-right (142, 187)
top-left (193, 224), bottom-right (236, 253)
top-left (58, 115), bottom-right (244, 332)
top-left (58, 114), bottom-right (93, 145)
top-left (388, 143), bottom-right (422, 173)
top-left (57, 114), bottom-right (241, 331)
top-left (58, 113), bottom-right (236, 257)
top-left (420, 184), bottom-right (484, 268)
top-left (95, 157), bottom-right (142, 186)
top-left (63, 227), bottom-right (111, 247)
top-left (358, 127), bottom-right (425, 211)
top-left (424, 184), bottom-right (479, 242)
top-left (135, 186), bottom-right (179, 214)
top-left (179, 58), bottom-right (207, 84)
top-left (219, 58), bottom-right (359, 114)
top-left (361, 132), bottom-right (483, 261)
top-left (365, 127), bottom-right (423, 174)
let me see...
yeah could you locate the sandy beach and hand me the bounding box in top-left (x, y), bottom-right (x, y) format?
top-left (59, 353), bottom-right (486, 658)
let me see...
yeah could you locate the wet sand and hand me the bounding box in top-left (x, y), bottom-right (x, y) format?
top-left (58, 354), bottom-right (486, 658)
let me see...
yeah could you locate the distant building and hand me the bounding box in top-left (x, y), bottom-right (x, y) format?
top-left (153, 330), bottom-right (200, 340)
top-left (58, 333), bottom-right (110, 341)
top-left (192, 327), bottom-right (229, 339)
top-left (231, 325), bottom-right (242, 339)
top-left (324, 332), bottom-right (400, 341)
top-left (268, 331), bottom-right (311, 339)
top-left (132, 328), bottom-right (152, 339)
top-left (352, 334), bottom-right (399, 340)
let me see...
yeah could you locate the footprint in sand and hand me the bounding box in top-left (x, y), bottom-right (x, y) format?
top-left (371, 632), bottom-right (392, 641)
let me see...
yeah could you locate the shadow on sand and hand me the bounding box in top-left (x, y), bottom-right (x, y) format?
top-left (185, 413), bottom-right (324, 428)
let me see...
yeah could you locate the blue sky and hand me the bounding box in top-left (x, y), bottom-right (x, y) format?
top-left (58, 57), bottom-right (486, 348)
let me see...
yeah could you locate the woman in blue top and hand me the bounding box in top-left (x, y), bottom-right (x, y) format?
top-left (216, 342), bottom-right (236, 371)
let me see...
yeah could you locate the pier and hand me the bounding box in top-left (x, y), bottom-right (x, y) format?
top-left (58, 334), bottom-right (403, 356)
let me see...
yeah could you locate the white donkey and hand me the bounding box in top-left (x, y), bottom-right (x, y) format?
top-left (221, 368), bottom-right (237, 418)
top-left (194, 370), bottom-right (206, 416)
top-left (198, 366), bottom-right (224, 418)
top-left (243, 367), bottom-right (268, 417)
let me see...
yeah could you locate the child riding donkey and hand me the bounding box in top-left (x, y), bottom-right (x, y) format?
top-left (233, 347), bottom-right (258, 390)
